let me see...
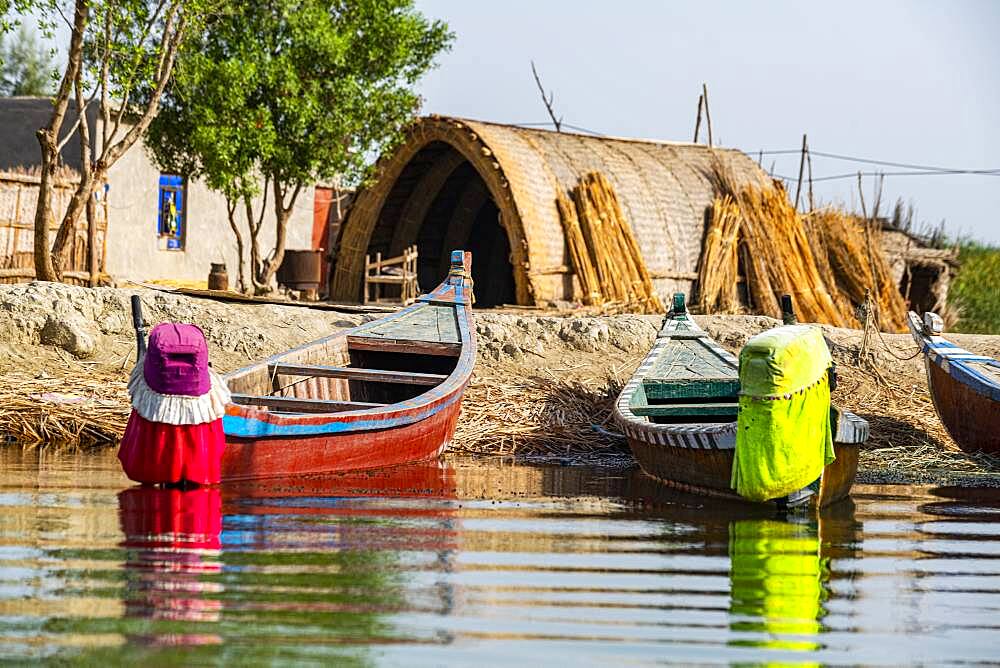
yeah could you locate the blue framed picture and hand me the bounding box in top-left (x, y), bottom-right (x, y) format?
top-left (157, 174), bottom-right (185, 250)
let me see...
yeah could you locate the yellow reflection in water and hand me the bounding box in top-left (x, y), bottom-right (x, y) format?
top-left (728, 517), bottom-right (827, 658)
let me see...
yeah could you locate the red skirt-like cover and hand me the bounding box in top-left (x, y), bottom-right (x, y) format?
top-left (118, 410), bottom-right (226, 485)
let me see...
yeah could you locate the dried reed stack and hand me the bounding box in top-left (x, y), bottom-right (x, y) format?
top-left (558, 172), bottom-right (664, 313)
top-left (698, 161), bottom-right (907, 331)
top-left (556, 192), bottom-right (601, 305)
top-left (804, 210), bottom-right (908, 331)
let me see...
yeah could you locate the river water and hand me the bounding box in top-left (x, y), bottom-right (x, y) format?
top-left (0, 449), bottom-right (998, 665)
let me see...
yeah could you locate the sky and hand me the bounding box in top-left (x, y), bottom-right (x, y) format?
top-left (412, 0), bottom-right (1000, 244)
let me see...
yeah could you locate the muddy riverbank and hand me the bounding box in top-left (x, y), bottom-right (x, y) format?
top-left (1, 282), bottom-right (998, 485)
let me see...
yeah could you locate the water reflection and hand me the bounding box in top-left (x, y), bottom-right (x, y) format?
top-left (0, 449), bottom-right (998, 664)
top-left (117, 486), bottom-right (223, 642)
top-left (728, 517), bottom-right (825, 652)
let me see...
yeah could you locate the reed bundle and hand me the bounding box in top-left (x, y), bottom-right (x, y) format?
top-left (698, 163), bottom-right (908, 331)
top-left (0, 372), bottom-right (129, 448)
top-left (558, 172), bottom-right (664, 314)
top-left (804, 210), bottom-right (908, 331)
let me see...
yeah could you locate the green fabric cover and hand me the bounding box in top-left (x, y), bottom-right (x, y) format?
top-left (731, 325), bottom-right (835, 502)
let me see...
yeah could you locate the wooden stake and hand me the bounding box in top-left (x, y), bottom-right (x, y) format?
top-left (693, 93), bottom-right (703, 143)
top-left (701, 83), bottom-right (713, 147)
top-left (806, 142), bottom-right (815, 212)
top-left (794, 134), bottom-right (808, 211)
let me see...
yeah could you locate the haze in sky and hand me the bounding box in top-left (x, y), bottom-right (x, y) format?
top-left (413, 0), bottom-right (1000, 244)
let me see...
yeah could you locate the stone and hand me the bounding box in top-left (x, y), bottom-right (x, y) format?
top-left (40, 312), bottom-right (97, 358)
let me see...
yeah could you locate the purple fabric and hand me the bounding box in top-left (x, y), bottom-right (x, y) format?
top-left (143, 323), bottom-right (210, 396)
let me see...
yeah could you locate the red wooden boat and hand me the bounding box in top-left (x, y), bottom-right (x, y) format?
top-left (908, 310), bottom-right (1000, 454)
top-left (220, 250), bottom-right (476, 480)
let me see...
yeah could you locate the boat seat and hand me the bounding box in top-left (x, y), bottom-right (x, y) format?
top-left (269, 363), bottom-right (447, 386)
top-left (347, 335), bottom-right (461, 357)
top-left (631, 402), bottom-right (739, 418)
top-left (230, 393), bottom-right (386, 413)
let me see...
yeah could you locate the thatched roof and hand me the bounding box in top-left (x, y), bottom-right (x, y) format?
top-left (332, 116), bottom-right (770, 306)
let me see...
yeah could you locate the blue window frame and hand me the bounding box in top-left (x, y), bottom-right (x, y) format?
top-left (157, 174), bottom-right (185, 250)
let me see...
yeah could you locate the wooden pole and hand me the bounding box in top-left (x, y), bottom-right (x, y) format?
top-left (793, 133), bottom-right (807, 210)
top-left (806, 142), bottom-right (815, 212)
top-left (9, 185), bottom-right (22, 269)
top-left (701, 83), bottom-right (713, 147)
top-left (693, 93), bottom-right (703, 143)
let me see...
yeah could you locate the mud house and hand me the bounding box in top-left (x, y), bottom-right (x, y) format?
top-left (0, 97), bottom-right (325, 288)
top-left (333, 115), bottom-right (954, 312)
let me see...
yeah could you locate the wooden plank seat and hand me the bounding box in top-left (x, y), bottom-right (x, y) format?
top-left (346, 335), bottom-right (461, 357)
top-left (364, 274), bottom-right (412, 285)
top-left (269, 363), bottom-right (447, 386)
top-left (631, 402), bottom-right (739, 418)
top-left (231, 393), bottom-right (386, 413)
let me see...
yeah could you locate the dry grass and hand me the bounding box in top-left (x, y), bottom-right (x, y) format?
top-left (450, 370), bottom-right (629, 457)
top-left (0, 371), bottom-right (129, 448)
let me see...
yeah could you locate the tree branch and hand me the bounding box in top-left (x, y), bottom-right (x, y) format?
top-left (531, 60), bottom-right (561, 132)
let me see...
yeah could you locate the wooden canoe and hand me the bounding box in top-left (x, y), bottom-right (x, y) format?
top-left (613, 300), bottom-right (869, 508)
top-left (908, 311), bottom-right (1000, 454)
top-left (220, 250), bottom-right (476, 480)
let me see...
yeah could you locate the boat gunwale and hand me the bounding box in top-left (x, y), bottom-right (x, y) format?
top-left (222, 271), bottom-right (476, 436)
top-left (907, 311), bottom-right (1000, 402)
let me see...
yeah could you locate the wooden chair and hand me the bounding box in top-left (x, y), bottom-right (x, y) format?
top-left (364, 245), bottom-right (419, 305)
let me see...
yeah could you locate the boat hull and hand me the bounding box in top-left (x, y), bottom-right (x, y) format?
top-left (220, 250), bottom-right (476, 480)
top-left (626, 436), bottom-right (859, 509)
top-left (221, 391), bottom-right (463, 480)
top-left (925, 357), bottom-right (1000, 454)
top-left (908, 311), bottom-right (1000, 454)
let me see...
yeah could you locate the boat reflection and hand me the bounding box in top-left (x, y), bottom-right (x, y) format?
top-left (728, 516), bottom-right (826, 652)
top-left (117, 486), bottom-right (224, 646)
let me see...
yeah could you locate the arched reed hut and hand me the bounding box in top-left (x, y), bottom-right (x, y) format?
top-left (332, 116), bottom-right (770, 307)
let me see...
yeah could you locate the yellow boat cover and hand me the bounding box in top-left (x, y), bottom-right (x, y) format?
top-left (731, 325), bottom-right (835, 502)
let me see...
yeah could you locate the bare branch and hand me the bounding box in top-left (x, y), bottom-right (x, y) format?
top-left (531, 60), bottom-right (561, 132)
top-left (101, 8), bottom-right (112, 149)
top-left (53, 2), bottom-right (73, 30)
top-left (701, 83), bottom-right (713, 147)
top-left (102, 7), bottom-right (186, 167)
top-left (109, 0), bottom-right (173, 145)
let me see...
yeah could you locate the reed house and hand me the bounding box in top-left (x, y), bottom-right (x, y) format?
top-left (333, 115), bottom-right (953, 318)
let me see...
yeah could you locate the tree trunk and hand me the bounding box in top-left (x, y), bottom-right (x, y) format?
top-left (253, 179), bottom-right (301, 294)
top-left (246, 194), bottom-right (267, 295)
top-left (50, 172), bottom-right (96, 275)
top-left (32, 146), bottom-right (58, 282)
top-left (86, 192), bottom-right (98, 286)
top-left (32, 0), bottom-right (88, 283)
top-left (226, 198), bottom-right (247, 293)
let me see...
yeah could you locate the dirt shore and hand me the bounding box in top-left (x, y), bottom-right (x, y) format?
top-left (1, 282), bottom-right (998, 485)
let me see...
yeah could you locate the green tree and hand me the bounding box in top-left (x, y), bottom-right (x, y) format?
top-left (147, 0), bottom-right (452, 294)
top-left (0, 23), bottom-right (54, 95)
top-left (25, 0), bottom-right (217, 284)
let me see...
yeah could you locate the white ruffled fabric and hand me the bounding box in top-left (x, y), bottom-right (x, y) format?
top-left (128, 356), bottom-right (232, 426)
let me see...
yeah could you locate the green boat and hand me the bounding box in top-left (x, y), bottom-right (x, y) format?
top-left (612, 294), bottom-right (869, 508)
